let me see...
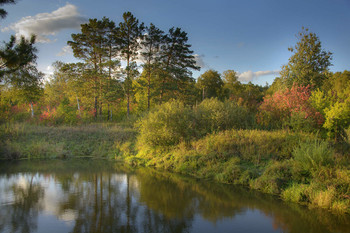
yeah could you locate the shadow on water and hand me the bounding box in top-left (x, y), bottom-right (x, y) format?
top-left (0, 160), bottom-right (350, 233)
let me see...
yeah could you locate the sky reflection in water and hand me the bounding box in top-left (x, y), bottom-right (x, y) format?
top-left (0, 160), bottom-right (349, 233)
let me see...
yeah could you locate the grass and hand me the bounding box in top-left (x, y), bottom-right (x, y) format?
top-left (0, 122), bottom-right (137, 160)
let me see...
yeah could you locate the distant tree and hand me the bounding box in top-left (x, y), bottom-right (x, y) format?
top-left (222, 69), bottom-right (240, 98)
top-left (118, 12), bottom-right (144, 117)
top-left (280, 27), bottom-right (332, 89)
top-left (0, 0), bottom-right (15, 19)
top-left (266, 77), bottom-right (284, 95)
top-left (196, 70), bottom-right (223, 100)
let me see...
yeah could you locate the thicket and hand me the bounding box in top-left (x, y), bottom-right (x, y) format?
top-left (136, 98), bottom-right (254, 149)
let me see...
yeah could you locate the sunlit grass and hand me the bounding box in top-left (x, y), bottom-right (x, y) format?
top-left (0, 122), bottom-right (137, 160)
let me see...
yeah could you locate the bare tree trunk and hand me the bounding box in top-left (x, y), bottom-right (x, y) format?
top-left (127, 94), bottom-right (130, 118)
top-left (126, 57), bottom-right (130, 118)
top-left (107, 103), bottom-right (110, 121)
top-left (77, 97), bottom-right (81, 116)
top-left (94, 96), bottom-right (98, 119)
top-left (30, 102), bottom-right (34, 118)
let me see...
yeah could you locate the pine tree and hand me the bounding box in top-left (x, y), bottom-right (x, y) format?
top-left (159, 27), bottom-right (200, 102)
top-left (118, 12), bottom-right (144, 118)
top-left (140, 23), bottom-right (165, 109)
top-left (68, 18), bottom-right (119, 119)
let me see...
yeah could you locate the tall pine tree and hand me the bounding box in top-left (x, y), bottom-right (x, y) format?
top-left (159, 27), bottom-right (199, 102)
top-left (118, 12), bottom-right (144, 117)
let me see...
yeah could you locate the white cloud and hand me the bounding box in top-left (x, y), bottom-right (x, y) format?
top-left (2, 3), bottom-right (86, 43)
top-left (57, 45), bottom-right (72, 56)
top-left (238, 70), bottom-right (280, 82)
top-left (45, 65), bottom-right (54, 75)
top-left (194, 54), bottom-right (208, 69)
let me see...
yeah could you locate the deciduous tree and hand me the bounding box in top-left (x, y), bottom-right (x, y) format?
top-left (280, 28), bottom-right (332, 89)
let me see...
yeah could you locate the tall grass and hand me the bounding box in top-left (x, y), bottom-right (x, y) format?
top-left (292, 139), bottom-right (333, 172)
top-left (0, 122), bottom-right (137, 160)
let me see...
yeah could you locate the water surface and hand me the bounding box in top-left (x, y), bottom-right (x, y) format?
top-left (0, 160), bottom-right (349, 233)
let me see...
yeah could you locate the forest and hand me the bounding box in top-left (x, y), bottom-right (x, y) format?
top-left (1, 9), bottom-right (350, 214)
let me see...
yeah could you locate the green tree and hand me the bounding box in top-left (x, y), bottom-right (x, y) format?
top-left (0, 35), bottom-right (43, 118)
top-left (158, 27), bottom-right (200, 102)
top-left (222, 69), bottom-right (240, 99)
top-left (118, 12), bottom-right (144, 118)
top-left (196, 69), bottom-right (223, 100)
top-left (68, 18), bottom-right (119, 119)
top-left (102, 17), bottom-right (121, 120)
top-left (0, 35), bottom-right (37, 81)
top-left (140, 23), bottom-right (165, 110)
top-left (311, 71), bottom-right (350, 141)
top-left (280, 27), bottom-right (332, 89)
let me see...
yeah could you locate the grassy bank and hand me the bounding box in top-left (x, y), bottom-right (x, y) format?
top-left (126, 128), bottom-right (350, 214)
top-left (0, 122), bottom-right (137, 160)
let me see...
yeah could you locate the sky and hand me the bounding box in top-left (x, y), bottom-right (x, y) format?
top-left (0, 0), bottom-right (349, 85)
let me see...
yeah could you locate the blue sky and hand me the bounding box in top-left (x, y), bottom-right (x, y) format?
top-left (1, 0), bottom-right (349, 85)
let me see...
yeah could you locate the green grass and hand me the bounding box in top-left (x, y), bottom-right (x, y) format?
top-left (0, 122), bottom-right (137, 160)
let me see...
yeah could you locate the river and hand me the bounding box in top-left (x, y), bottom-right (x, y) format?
top-left (0, 160), bottom-right (349, 233)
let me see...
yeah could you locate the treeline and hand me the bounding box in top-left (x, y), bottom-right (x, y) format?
top-left (0, 12), bottom-right (267, 122)
top-left (0, 12), bottom-right (349, 141)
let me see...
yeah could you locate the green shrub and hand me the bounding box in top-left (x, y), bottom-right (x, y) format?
top-left (194, 98), bottom-right (253, 135)
top-left (137, 99), bottom-right (254, 150)
top-left (136, 100), bottom-right (195, 148)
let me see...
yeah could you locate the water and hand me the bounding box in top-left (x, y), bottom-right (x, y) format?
top-left (0, 160), bottom-right (349, 233)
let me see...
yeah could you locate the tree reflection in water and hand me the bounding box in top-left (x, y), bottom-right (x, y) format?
top-left (0, 174), bottom-right (44, 233)
top-left (0, 160), bottom-right (350, 233)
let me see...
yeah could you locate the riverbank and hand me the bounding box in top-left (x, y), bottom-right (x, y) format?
top-left (1, 122), bottom-right (350, 215)
top-left (126, 128), bottom-right (350, 214)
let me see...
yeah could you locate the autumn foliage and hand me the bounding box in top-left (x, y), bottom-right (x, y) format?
top-left (257, 85), bottom-right (324, 130)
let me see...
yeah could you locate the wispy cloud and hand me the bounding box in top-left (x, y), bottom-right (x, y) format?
top-left (57, 45), bottom-right (72, 56)
top-left (2, 3), bottom-right (87, 43)
top-left (194, 54), bottom-right (208, 69)
top-left (238, 70), bottom-right (280, 82)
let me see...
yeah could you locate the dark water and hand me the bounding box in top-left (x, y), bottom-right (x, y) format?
top-left (0, 160), bottom-right (349, 233)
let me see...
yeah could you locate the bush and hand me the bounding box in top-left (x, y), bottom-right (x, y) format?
top-left (257, 85), bottom-right (324, 131)
top-left (194, 98), bottom-right (253, 135)
top-left (137, 98), bottom-right (254, 150)
top-left (136, 100), bottom-right (195, 148)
